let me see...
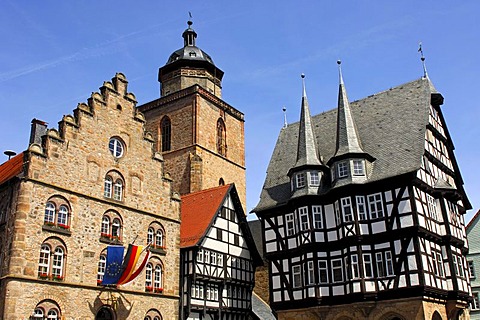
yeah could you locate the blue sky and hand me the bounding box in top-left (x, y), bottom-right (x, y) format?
top-left (1, 2), bottom-right (479, 222)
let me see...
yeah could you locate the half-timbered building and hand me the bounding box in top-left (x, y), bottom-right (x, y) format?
top-left (180, 184), bottom-right (262, 319)
top-left (467, 210), bottom-right (480, 319)
top-left (253, 64), bottom-right (472, 320)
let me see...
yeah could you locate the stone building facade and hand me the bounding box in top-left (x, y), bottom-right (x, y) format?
top-left (0, 73), bottom-right (181, 319)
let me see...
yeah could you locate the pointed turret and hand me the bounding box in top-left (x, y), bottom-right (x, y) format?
top-left (288, 74), bottom-right (326, 197)
top-left (328, 61), bottom-right (374, 183)
top-left (333, 60), bottom-right (365, 157)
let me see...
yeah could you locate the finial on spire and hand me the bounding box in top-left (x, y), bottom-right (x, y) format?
top-left (418, 42), bottom-right (429, 78)
top-left (301, 73), bottom-right (306, 97)
top-left (282, 106), bottom-right (288, 128)
top-left (337, 60), bottom-right (344, 85)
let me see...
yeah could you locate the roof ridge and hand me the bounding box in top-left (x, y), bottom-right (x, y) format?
top-left (181, 183), bottom-right (231, 200)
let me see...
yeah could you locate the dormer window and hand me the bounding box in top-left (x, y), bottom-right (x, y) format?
top-left (296, 173), bottom-right (306, 188)
top-left (310, 171), bottom-right (320, 186)
top-left (353, 160), bottom-right (365, 176)
top-left (337, 162), bottom-right (348, 178)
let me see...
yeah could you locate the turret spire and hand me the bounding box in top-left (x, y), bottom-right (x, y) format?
top-left (294, 74), bottom-right (322, 168)
top-left (183, 18), bottom-right (197, 47)
top-left (418, 42), bottom-right (429, 79)
top-left (333, 60), bottom-right (365, 157)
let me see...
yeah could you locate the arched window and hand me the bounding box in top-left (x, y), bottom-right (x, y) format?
top-left (113, 179), bottom-right (123, 201)
top-left (144, 309), bottom-right (163, 320)
top-left (100, 211), bottom-right (123, 243)
top-left (145, 260), bottom-right (164, 293)
top-left (147, 222), bottom-right (166, 250)
top-left (45, 202), bottom-right (55, 223)
top-left (43, 197), bottom-right (71, 230)
top-left (216, 118), bottom-right (226, 156)
top-left (33, 300), bottom-right (62, 320)
top-left (219, 178), bottom-right (225, 186)
top-left (104, 176), bottom-right (112, 198)
top-left (96, 306), bottom-right (115, 320)
top-left (97, 254), bottom-right (106, 285)
top-left (38, 245), bottom-right (51, 276)
top-left (104, 171), bottom-right (125, 201)
top-left (37, 239), bottom-right (66, 281)
top-left (161, 116), bottom-right (171, 152)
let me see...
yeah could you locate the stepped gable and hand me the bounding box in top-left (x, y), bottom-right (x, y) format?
top-left (255, 77), bottom-right (431, 211)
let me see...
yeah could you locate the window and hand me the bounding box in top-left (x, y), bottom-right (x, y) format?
top-left (349, 254), bottom-right (360, 279)
top-left (145, 263), bottom-right (153, 291)
top-left (154, 265), bottom-right (163, 292)
top-left (337, 162), bottom-right (348, 178)
top-left (472, 292), bottom-right (480, 310)
top-left (427, 194), bottom-right (438, 220)
top-left (385, 251), bottom-right (394, 276)
top-left (217, 118), bottom-right (227, 156)
top-left (33, 301), bottom-right (61, 320)
top-left (211, 251), bottom-right (217, 265)
top-left (363, 254), bottom-right (373, 278)
top-left (310, 171), bottom-right (320, 186)
top-left (332, 259), bottom-right (343, 282)
top-left (307, 261), bottom-right (315, 285)
top-left (234, 234), bottom-right (240, 246)
top-left (100, 211), bottom-right (122, 242)
top-left (313, 206), bottom-right (323, 229)
top-left (217, 228), bottom-right (223, 241)
top-left (217, 253), bottom-right (223, 266)
top-left (37, 238), bottom-right (66, 281)
top-left (147, 223), bottom-right (165, 249)
top-left (97, 254), bottom-right (106, 285)
top-left (318, 260), bottom-right (328, 283)
top-left (104, 176), bottom-right (112, 198)
top-left (356, 196), bottom-right (367, 220)
top-left (376, 252), bottom-right (385, 277)
top-left (160, 117), bottom-right (171, 152)
top-left (146, 260), bottom-right (163, 293)
top-left (109, 137), bottom-right (124, 158)
top-left (292, 265), bottom-right (302, 288)
top-left (432, 249), bottom-right (444, 278)
top-left (104, 171), bottom-right (125, 201)
top-left (285, 213), bottom-right (295, 236)
top-left (368, 193), bottom-right (384, 219)
top-left (197, 249), bottom-right (204, 263)
top-left (298, 206), bottom-right (309, 231)
top-left (353, 160), bottom-right (365, 176)
top-left (334, 201), bottom-right (341, 225)
top-left (43, 198), bottom-right (71, 230)
top-left (113, 179), bottom-right (123, 201)
top-left (296, 173), bottom-right (306, 188)
top-left (341, 197), bottom-right (353, 223)
top-left (469, 260), bottom-right (475, 279)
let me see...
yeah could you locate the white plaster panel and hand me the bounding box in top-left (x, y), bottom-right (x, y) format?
top-left (293, 291), bottom-right (302, 300)
top-left (408, 256), bottom-right (417, 270)
top-left (400, 215), bottom-right (413, 227)
top-left (265, 229), bottom-right (275, 242)
top-left (288, 238), bottom-right (296, 248)
top-left (365, 281), bottom-right (375, 292)
top-left (328, 231), bottom-right (337, 241)
top-left (399, 275), bottom-right (406, 287)
top-left (372, 221), bottom-right (385, 233)
top-left (272, 276), bottom-right (280, 289)
top-left (273, 291), bottom-right (281, 302)
top-left (411, 274), bottom-right (419, 286)
top-left (266, 242), bottom-right (276, 253)
top-left (324, 204), bottom-right (335, 228)
top-left (398, 200), bottom-right (411, 213)
top-left (332, 286), bottom-right (344, 296)
top-left (320, 287), bottom-right (329, 296)
top-left (385, 191), bottom-right (392, 202)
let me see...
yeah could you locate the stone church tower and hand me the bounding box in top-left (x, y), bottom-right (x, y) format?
top-left (139, 20), bottom-right (246, 207)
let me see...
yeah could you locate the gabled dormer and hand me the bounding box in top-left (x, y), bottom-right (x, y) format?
top-left (288, 74), bottom-right (328, 198)
top-left (327, 61), bottom-right (375, 185)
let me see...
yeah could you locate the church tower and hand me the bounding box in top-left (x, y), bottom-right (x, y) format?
top-left (139, 20), bottom-right (246, 206)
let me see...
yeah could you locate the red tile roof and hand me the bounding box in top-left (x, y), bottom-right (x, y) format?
top-left (0, 152), bottom-right (24, 186)
top-left (180, 184), bottom-right (231, 248)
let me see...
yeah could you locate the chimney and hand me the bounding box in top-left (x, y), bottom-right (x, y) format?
top-left (29, 119), bottom-right (48, 146)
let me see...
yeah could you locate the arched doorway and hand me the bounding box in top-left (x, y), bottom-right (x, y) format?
top-left (96, 306), bottom-right (115, 320)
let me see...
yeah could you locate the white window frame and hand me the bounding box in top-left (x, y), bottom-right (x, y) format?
top-left (52, 247), bottom-right (64, 278)
top-left (385, 251), bottom-right (394, 276)
top-left (334, 201), bottom-right (341, 226)
top-left (368, 193), bottom-right (384, 219)
top-left (104, 176), bottom-right (113, 198)
top-left (363, 254), bottom-right (373, 278)
top-left (109, 137), bottom-right (124, 158)
top-left (197, 249), bottom-right (204, 263)
top-left (376, 252), bottom-right (385, 277)
top-left (473, 292), bottom-right (480, 310)
top-left (101, 216), bottom-right (110, 235)
top-left (310, 171), bottom-right (320, 186)
top-left (298, 206), bottom-right (309, 231)
top-left (57, 205), bottom-right (68, 226)
top-left (350, 254), bottom-right (360, 279)
top-left (145, 263), bottom-right (153, 287)
top-left (285, 213), bottom-right (295, 236)
top-left (44, 202), bottom-right (55, 223)
top-left (154, 265), bottom-right (162, 289)
top-left (356, 196), bottom-right (367, 220)
top-left (469, 260), bottom-right (475, 279)
top-left (292, 265), bottom-right (302, 288)
top-left (341, 197), bottom-right (353, 223)
top-left (296, 173), bottom-right (306, 188)
top-left (332, 259), bottom-right (344, 283)
top-left (337, 162), bottom-right (348, 178)
top-left (307, 261), bottom-right (315, 285)
top-left (353, 160), bottom-right (365, 176)
top-left (97, 255), bottom-right (106, 282)
top-left (38, 245), bottom-right (50, 275)
top-left (113, 179), bottom-right (123, 201)
top-left (427, 194), bottom-right (438, 220)
top-left (318, 260), bottom-right (328, 283)
top-left (313, 205), bottom-right (323, 229)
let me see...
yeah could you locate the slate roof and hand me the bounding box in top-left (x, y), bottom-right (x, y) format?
top-left (0, 153), bottom-right (24, 186)
top-left (254, 77), bottom-right (435, 212)
top-left (248, 219), bottom-right (264, 260)
top-left (180, 184), bottom-right (231, 248)
top-left (251, 291), bottom-right (276, 320)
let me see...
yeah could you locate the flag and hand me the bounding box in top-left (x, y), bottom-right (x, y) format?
top-left (102, 245), bottom-right (125, 285)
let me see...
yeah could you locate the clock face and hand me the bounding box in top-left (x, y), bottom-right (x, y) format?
top-left (106, 261), bottom-right (123, 277)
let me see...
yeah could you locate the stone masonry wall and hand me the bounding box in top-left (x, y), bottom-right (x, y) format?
top-left (2, 73), bottom-right (181, 319)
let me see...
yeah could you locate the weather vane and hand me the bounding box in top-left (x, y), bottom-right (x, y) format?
top-left (282, 106), bottom-right (287, 128)
top-left (418, 42), bottom-right (428, 78)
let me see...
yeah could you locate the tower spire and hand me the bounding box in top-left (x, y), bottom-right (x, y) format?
top-left (333, 60), bottom-right (365, 157)
top-left (293, 74), bottom-right (322, 168)
top-left (418, 42), bottom-right (429, 79)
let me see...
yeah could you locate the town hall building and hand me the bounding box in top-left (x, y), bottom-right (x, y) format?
top-left (252, 64), bottom-right (472, 319)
